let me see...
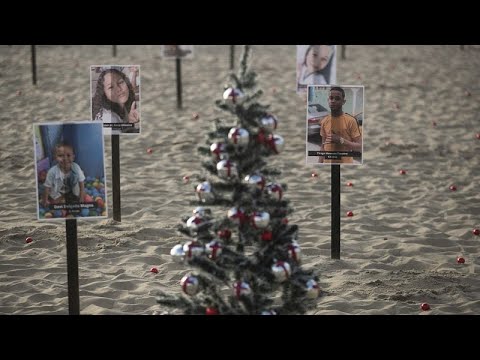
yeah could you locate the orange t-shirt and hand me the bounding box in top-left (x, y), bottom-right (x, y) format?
top-left (320, 113), bottom-right (361, 163)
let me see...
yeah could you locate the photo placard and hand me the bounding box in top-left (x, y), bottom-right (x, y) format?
top-left (306, 85), bottom-right (364, 165)
top-left (296, 45), bottom-right (337, 93)
top-left (33, 121), bottom-right (108, 220)
top-left (90, 65), bottom-right (141, 135)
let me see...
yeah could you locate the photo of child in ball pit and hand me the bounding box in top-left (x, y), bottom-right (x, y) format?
top-left (33, 122), bottom-right (107, 220)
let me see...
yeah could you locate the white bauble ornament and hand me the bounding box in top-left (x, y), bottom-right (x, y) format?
top-left (287, 242), bottom-right (301, 263)
top-left (170, 244), bottom-right (185, 263)
top-left (210, 142), bottom-right (227, 162)
top-left (271, 260), bottom-right (291, 282)
top-left (216, 159), bottom-right (238, 179)
top-left (260, 310), bottom-right (277, 315)
top-left (223, 87), bottom-right (244, 104)
top-left (183, 240), bottom-right (204, 259)
top-left (205, 240), bottom-right (222, 260)
top-left (260, 114), bottom-right (278, 133)
top-left (232, 281), bottom-right (252, 299)
top-left (181, 274), bottom-right (200, 296)
top-left (305, 279), bottom-right (320, 299)
top-left (192, 206), bottom-right (206, 218)
top-left (266, 183), bottom-right (283, 201)
top-left (244, 174), bottom-right (266, 191)
top-left (251, 211), bottom-right (270, 229)
top-left (269, 134), bottom-right (285, 154)
top-left (227, 127), bottom-right (249, 147)
top-left (227, 207), bottom-right (246, 225)
top-left (195, 181), bottom-right (214, 203)
top-left (186, 215), bottom-right (206, 232)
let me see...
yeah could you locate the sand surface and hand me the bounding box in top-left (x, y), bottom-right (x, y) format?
top-left (0, 45), bottom-right (479, 314)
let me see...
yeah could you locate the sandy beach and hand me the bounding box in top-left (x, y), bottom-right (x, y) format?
top-left (0, 45), bottom-right (479, 315)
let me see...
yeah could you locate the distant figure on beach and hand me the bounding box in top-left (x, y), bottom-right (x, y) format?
top-left (42, 142), bottom-right (85, 208)
top-left (297, 45), bottom-right (336, 92)
top-left (319, 86), bottom-right (362, 164)
top-left (91, 67), bottom-right (140, 135)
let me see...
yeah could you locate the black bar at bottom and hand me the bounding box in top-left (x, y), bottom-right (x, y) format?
top-left (176, 58), bottom-right (182, 109)
top-left (112, 135), bottom-right (121, 222)
top-left (331, 165), bottom-right (341, 259)
top-left (66, 219), bottom-right (80, 314)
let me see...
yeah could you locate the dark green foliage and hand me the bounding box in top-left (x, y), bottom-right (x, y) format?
top-left (156, 46), bottom-right (318, 315)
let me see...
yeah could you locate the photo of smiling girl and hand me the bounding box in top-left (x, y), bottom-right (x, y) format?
top-left (90, 65), bottom-right (141, 135)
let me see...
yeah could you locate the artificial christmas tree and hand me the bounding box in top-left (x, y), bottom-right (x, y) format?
top-left (156, 45), bottom-right (319, 315)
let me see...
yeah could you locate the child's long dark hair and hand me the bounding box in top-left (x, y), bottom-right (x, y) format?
top-left (92, 68), bottom-right (135, 121)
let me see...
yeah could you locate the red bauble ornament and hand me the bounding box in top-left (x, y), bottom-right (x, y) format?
top-left (472, 228), bottom-right (480, 236)
top-left (449, 185), bottom-right (457, 191)
top-left (346, 211), bottom-right (354, 217)
top-left (217, 229), bottom-right (232, 240)
top-left (256, 129), bottom-right (266, 144)
top-left (399, 169), bottom-right (407, 175)
top-left (311, 172), bottom-right (318, 177)
top-left (420, 303), bottom-right (430, 311)
top-left (146, 148), bottom-right (153, 154)
top-left (261, 230), bottom-right (272, 241)
top-left (456, 257), bottom-right (465, 264)
top-left (346, 181), bottom-right (353, 187)
top-left (150, 267), bottom-right (158, 274)
top-left (182, 176), bottom-right (190, 184)
top-left (206, 307), bottom-right (219, 315)
top-left (192, 112), bottom-right (199, 120)
top-left (25, 237), bottom-right (33, 244)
